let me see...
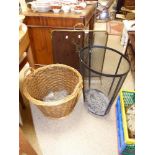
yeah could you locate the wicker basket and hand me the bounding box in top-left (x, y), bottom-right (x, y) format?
top-left (23, 64), bottom-right (83, 118)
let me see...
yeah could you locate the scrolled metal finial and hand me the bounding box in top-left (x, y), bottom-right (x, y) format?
top-left (73, 23), bottom-right (85, 30)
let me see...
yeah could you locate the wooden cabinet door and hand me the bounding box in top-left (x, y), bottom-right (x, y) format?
top-left (28, 27), bottom-right (53, 65)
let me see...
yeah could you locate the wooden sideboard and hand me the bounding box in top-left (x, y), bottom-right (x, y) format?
top-left (116, 0), bottom-right (135, 13)
top-left (23, 5), bottom-right (96, 68)
top-left (123, 0), bottom-right (135, 10)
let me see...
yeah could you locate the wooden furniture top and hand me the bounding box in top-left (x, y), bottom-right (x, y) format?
top-left (19, 23), bottom-right (30, 59)
top-left (23, 5), bottom-right (96, 19)
top-left (19, 23), bottom-right (27, 42)
top-left (23, 5), bottom-right (96, 28)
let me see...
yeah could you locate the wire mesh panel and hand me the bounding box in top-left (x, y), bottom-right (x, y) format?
top-left (79, 45), bottom-right (130, 116)
top-left (52, 30), bottom-right (85, 70)
top-left (51, 30), bottom-right (108, 70)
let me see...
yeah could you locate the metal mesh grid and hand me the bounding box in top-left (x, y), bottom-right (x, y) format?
top-left (80, 45), bottom-right (130, 116)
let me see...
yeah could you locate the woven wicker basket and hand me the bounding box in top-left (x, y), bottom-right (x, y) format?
top-left (23, 64), bottom-right (83, 118)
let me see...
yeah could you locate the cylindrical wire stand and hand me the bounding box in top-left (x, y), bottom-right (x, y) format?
top-left (79, 45), bottom-right (130, 116)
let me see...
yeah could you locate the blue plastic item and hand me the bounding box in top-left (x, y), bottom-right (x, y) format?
top-left (116, 96), bottom-right (126, 153)
top-left (116, 96), bottom-right (135, 155)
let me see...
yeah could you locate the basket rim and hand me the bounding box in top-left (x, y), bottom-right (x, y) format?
top-left (79, 45), bottom-right (131, 77)
top-left (22, 64), bottom-right (83, 106)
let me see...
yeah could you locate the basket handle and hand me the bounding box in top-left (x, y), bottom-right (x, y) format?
top-left (76, 82), bottom-right (83, 100)
top-left (24, 67), bottom-right (34, 78)
top-left (76, 82), bottom-right (83, 93)
top-left (24, 64), bottom-right (46, 78)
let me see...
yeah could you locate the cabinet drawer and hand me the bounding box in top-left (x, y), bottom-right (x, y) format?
top-left (25, 16), bottom-right (83, 28)
top-left (124, 0), bottom-right (135, 8)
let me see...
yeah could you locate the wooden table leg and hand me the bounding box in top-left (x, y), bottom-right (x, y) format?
top-left (27, 46), bottom-right (35, 67)
top-left (89, 13), bottom-right (95, 46)
top-left (19, 127), bottom-right (38, 155)
top-left (124, 39), bottom-right (130, 56)
top-left (89, 13), bottom-right (95, 30)
top-left (19, 90), bottom-right (26, 109)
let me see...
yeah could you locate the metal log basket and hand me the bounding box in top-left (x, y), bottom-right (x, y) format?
top-left (80, 45), bottom-right (130, 116)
